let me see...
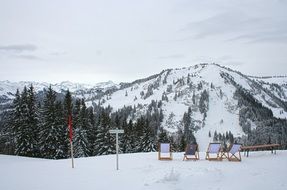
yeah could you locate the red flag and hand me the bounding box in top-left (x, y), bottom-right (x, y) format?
top-left (68, 115), bottom-right (73, 142)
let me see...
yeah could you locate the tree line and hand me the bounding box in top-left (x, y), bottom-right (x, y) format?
top-left (0, 85), bottom-right (194, 159)
top-left (1, 78), bottom-right (286, 159)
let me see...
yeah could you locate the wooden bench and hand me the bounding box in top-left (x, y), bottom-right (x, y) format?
top-left (241, 144), bottom-right (280, 157)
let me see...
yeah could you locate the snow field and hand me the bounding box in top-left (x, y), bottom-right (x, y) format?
top-left (1, 150), bottom-right (287, 190)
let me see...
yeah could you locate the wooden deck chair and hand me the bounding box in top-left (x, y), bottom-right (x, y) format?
top-left (183, 144), bottom-right (199, 161)
top-left (227, 144), bottom-right (242, 162)
top-left (158, 143), bottom-right (172, 160)
top-left (220, 143), bottom-right (228, 159)
top-left (205, 143), bottom-right (222, 161)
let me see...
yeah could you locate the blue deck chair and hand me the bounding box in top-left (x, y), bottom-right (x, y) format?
top-left (158, 143), bottom-right (172, 160)
top-left (183, 144), bottom-right (199, 161)
top-left (205, 143), bottom-right (222, 161)
top-left (227, 144), bottom-right (242, 162)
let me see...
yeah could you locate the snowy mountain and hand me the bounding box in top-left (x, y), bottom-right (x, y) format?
top-left (251, 76), bottom-right (287, 103)
top-left (1, 63), bottom-right (287, 149)
top-left (83, 63), bottom-right (287, 148)
top-left (0, 80), bottom-right (118, 104)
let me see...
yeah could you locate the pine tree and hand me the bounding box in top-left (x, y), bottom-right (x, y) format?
top-left (62, 90), bottom-right (73, 158)
top-left (161, 92), bottom-right (168, 102)
top-left (39, 86), bottom-right (66, 159)
top-left (27, 85), bottom-right (40, 157)
top-left (159, 109), bottom-right (164, 122)
top-left (124, 119), bottom-right (136, 153)
top-left (0, 109), bottom-right (14, 155)
top-left (15, 86), bottom-right (30, 156)
top-left (187, 73), bottom-right (191, 84)
top-left (73, 127), bottom-right (89, 157)
top-left (63, 90), bottom-right (73, 120)
top-left (192, 92), bottom-right (196, 105)
top-left (14, 86), bottom-right (39, 157)
top-left (140, 118), bottom-right (156, 152)
top-left (213, 131), bottom-right (218, 141)
top-left (179, 135), bottom-right (186, 152)
top-left (170, 136), bottom-right (177, 152)
top-left (157, 128), bottom-right (169, 144)
top-left (12, 89), bottom-right (22, 155)
top-left (229, 131), bottom-right (234, 144)
top-left (134, 116), bottom-right (145, 152)
top-left (94, 110), bottom-right (115, 155)
top-left (53, 101), bottom-right (68, 159)
top-left (73, 99), bottom-right (90, 157)
top-left (87, 107), bottom-right (97, 156)
top-left (173, 92), bottom-right (177, 101)
top-left (182, 107), bottom-right (196, 144)
top-left (199, 90), bottom-right (209, 114)
top-left (127, 119), bottom-right (137, 153)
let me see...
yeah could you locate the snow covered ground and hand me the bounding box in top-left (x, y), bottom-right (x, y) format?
top-left (1, 151), bottom-right (287, 190)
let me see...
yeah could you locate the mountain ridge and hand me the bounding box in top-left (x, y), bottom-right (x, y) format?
top-left (1, 63), bottom-right (287, 99)
top-left (1, 63), bottom-right (287, 150)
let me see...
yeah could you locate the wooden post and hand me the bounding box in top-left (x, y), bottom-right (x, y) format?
top-left (116, 132), bottom-right (119, 170)
top-left (68, 115), bottom-right (74, 168)
top-left (70, 140), bottom-right (74, 168)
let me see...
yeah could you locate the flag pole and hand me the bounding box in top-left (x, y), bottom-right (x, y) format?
top-left (70, 139), bottom-right (74, 168)
top-left (68, 115), bottom-right (74, 168)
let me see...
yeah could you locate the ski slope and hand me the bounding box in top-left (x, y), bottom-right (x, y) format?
top-left (1, 151), bottom-right (287, 190)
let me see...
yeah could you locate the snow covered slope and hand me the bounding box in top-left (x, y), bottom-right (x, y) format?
top-left (90, 64), bottom-right (286, 148)
top-left (252, 76), bottom-right (287, 102)
top-left (1, 151), bottom-right (287, 190)
top-left (0, 80), bottom-right (118, 100)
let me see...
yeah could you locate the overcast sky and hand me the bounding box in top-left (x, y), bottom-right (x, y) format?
top-left (0, 0), bottom-right (286, 84)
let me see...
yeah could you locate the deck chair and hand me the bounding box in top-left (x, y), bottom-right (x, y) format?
top-left (220, 143), bottom-right (228, 159)
top-left (205, 143), bottom-right (222, 161)
top-left (183, 144), bottom-right (199, 161)
top-left (227, 144), bottom-right (242, 162)
top-left (158, 143), bottom-right (172, 160)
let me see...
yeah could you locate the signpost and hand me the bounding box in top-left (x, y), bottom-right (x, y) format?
top-left (109, 128), bottom-right (124, 170)
top-left (68, 115), bottom-right (74, 168)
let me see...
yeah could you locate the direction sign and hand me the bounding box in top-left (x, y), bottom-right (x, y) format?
top-left (109, 129), bottom-right (124, 134)
top-left (109, 128), bottom-right (124, 170)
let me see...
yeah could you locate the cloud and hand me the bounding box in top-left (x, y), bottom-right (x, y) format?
top-left (13, 55), bottom-right (43, 61)
top-left (157, 54), bottom-right (185, 59)
top-left (0, 44), bottom-right (37, 53)
top-left (223, 61), bottom-right (244, 66)
top-left (181, 10), bottom-right (287, 44)
top-left (227, 28), bottom-right (287, 44)
top-left (0, 43), bottom-right (44, 61)
top-left (50, 51), bottom-right (67, 56)
top-left (191, 55), bottom-right (244, 66)
top-left (95, 50), bottom-right (102, 56)
top-left (183, 11), bottom-right (263, 38)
